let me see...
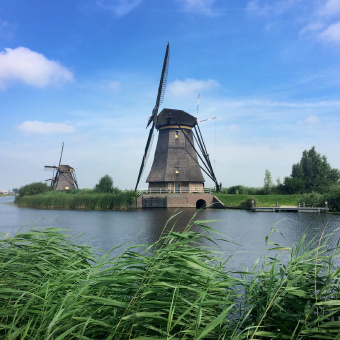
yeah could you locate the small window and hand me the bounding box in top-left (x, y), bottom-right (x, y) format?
top-left (175, 167), bottom-right (179, 174)
top-left (175, 131), bottom-right (179, 138)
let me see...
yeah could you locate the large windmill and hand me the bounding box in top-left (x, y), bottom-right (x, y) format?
top-left (45, 142), bottom-right (78, 191)
top-left (135, 44), bottom-right (220, 193)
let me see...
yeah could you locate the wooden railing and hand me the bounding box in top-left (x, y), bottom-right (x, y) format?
top-left (136, 188), bottom-right (213, 196)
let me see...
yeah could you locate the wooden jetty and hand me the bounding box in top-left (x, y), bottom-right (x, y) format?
top-left (251, 201), bottom-right (329, 213)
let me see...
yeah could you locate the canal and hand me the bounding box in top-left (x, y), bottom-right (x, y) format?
top-left (1, 196), bottom-right (340, 270)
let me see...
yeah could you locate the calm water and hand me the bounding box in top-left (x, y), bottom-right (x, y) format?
top-left (1, 196), bottom-right (340, 269)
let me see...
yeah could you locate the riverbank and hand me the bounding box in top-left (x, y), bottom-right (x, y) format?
top-left (215, 193), bottom-right (303, 208)
top-left (1, 221), bottom-right (340, 339)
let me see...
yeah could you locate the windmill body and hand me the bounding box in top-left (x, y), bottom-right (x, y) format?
top-left (53, 165), bottom-right (78, 191)
top-left (146, 109), bottom-right (205, 193)
top-left (45, 143), bottom-right (78, 191)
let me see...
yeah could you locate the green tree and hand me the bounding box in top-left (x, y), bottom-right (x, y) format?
top-left (16, 182), bottom-right (52, 201)
top-left (12, 188), bottom-right (19, 194)
top-left (289, 147), bottom-right (340, 193)
top-left (263, 169), bottom-right (274, 194)
top-left (94, 174), bottom-right (114, 193)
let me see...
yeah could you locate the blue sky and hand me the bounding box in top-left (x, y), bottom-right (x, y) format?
top-left (1, 0), bottom-right (340, 191)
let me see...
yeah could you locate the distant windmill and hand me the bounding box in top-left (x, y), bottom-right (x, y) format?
top-left (44, 142), bottom-right (78, 191)
top-left (135, 43), bottom-right (219, 193)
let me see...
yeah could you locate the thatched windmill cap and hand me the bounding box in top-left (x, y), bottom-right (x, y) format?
top-left (156, 108), bottom-right (197, 129)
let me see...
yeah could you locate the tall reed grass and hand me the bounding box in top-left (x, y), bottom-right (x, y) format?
top-left (1, 217), bottom-right (340, 339)
top-left (15, 190), bottom-right (136, 210)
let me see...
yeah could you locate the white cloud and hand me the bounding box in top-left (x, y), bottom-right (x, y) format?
top-left (176, 0), bottom-right (218, 16)
top-left (229, 124), bottom-right (240, 131)
top-left (319, 21), bottom-right (340, 43)
top-left (168, 78), bottom-right (219, 97)
top-left (96, 0), bottom-right (142, 17)
top-left (0, 19), bottom-right (15, 39)
top-left (246, 0), bottom-right (298, 17)
top-left (317, 0), bottom-right (340, 18)
top-left (18, 121), bottom-right (75, 134)
top-left (107, 80), bottom-right (121, 91)
top-left (305, 115), bottom-right (319, 124)
top-left (0, 47), bottom-right (73, 90)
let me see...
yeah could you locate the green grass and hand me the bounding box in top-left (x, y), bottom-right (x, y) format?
top-left (215, 193), bottom-right (303, 208)
top-left (1, 215), bottom-right (340, 339)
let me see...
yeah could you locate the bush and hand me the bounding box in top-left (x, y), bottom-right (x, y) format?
top-left (323, 186), bottom-right (340, 212)
top-left (226, 185), bottom-right (264, 195)
top-left (297, 192), bottom-right (324, 207)
top-left (239, 197), bottom-right (257, 209)
top-left (15, 182), bottom-right (53, 202)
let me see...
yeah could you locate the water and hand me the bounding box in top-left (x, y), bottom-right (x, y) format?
top-left (1, 196), bottom-right (340, 270)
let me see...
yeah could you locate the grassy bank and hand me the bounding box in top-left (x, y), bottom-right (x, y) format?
top-left (1, 218), bottom-right (340, 339)
top-left (15, 190), bottom-right (136, 210)
top-left (215, 193), bottom-right (303, 208)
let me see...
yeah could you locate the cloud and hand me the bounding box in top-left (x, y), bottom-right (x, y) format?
top-left (18, 121), bottom-right (75, 134)
top-left (0, 19), bottom-right (15, 39)
top-left (317, 0), bottom-right (340, 18)
top-left (107, 80), bottom-right (121, 91)
top-left (246, 0), bottom-right (298, 17)
top-left (176, 0), bottom-right (218, 16)
top-left (305, 115), bottom-right (319, 124)
top-left (96, 0), bottom-right (142, 17)
top-left (168, 78), bottom-right (219, 97)
top-left (319, 21), bottom-right (340, 43)
top-left (0, 47), bottom-right (73, 90)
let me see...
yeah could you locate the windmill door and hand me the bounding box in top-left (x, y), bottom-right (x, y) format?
top-left (175, 183), bottom-right (180, 193)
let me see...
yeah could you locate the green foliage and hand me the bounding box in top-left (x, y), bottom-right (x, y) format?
top-left (288, 146), bottom-right (340, 193)
top-left (263, 169), bottom-right (274, 194)
top-left (15, 182), bottom-right (53, 202)
top-left (323, 186), bottom-right (340, 212)
top-left (283, 176), bottom-right (305, 194)
top-left (298, 192), bottom-right (324, 208)
top-left (12, 188), bottom-right (19, 194)
top-left (1, 220), bottom-right (340, 339)
top-left (239, 197), bottom-right (257, 209)
top-left (16, 190), bottom-right (136, 210)
top-left (94, 174), bottom-right (114, 193)
top-left (215, 193), bottom-right (301, 208)
top-left (226, 185), bottom-right (264, 195)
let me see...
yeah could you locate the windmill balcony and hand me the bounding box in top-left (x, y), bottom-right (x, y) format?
top-left (137, 187), bottom-right (213, 195)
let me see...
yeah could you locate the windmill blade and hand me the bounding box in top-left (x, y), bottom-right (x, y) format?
top-left (58, 142), bottom-right (64, 167)
top-left (135, 43), bottom-right (170, 191)
top-left (135, 124), bottom-right (155, 191)
top-left (146, 43), bottom-right (170, 128)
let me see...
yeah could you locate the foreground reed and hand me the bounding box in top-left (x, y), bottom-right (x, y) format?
top-left (1, 217), bottom-right (340, 339)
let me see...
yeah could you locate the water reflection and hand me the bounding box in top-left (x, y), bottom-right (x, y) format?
top-left (1, 196), bottom-right (340, 270)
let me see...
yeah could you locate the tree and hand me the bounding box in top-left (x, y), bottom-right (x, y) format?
top-left (263, 169), bottom-right (274, 194)
top-left (12, 188), bottom-right (19, 194)
top-left (94, 174), bottom-right (114, 193)
top-left (289, 147), bottom-right (340, 193)
top-left (16, 182), bottom-right (52, 201)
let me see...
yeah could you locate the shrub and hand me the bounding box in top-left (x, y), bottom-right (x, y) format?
top-left (240, 197), bottom-right (257, 209)
top-left (15, 182), bottom-right (53, 202)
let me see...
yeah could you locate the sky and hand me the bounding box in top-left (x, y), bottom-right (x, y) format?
top-left (1, 0), bottom-right (340, 191)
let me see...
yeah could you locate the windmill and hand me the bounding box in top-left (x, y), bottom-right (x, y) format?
top-left (44, 142), bottom-right (78, 191)
top-left (135, 43), bottom-right (220, 193)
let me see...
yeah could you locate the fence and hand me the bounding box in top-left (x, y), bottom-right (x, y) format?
top-left (136, 188), bottom-right (213, 196)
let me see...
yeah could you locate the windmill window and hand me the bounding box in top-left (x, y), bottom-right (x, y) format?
top-left (175, 168), bottom-right (179, 174)
top-left (175, 131), bottom-right (179, 138)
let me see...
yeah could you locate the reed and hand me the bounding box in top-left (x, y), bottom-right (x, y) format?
top-left (1, 217), bottom-right (340, 339)
top-left (16, 190), bottom-right (136, 210)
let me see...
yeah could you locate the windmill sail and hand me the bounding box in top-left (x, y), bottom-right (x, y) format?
top-left (135, 43), bottom-right (170, 191)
